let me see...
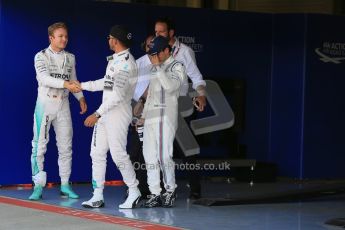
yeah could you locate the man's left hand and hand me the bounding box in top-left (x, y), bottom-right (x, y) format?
top-left (194, 96), bottom-right (206, 112)
top-left (84, 114), bottom-right (98, 127)
top-left (133, 101), bottom-right (144, 117)
top-left (79, 97), bottom-right (87, 114)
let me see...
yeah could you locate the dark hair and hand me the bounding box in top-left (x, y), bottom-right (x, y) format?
top-left (109, 25), bottom-right (132, 48)
top-left (141, 34), bottom-right (155, 52)
top-left (155, 17), bottom-right (175, 32)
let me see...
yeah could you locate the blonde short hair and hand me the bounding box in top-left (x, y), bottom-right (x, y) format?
top-left (48, 22), bottom-right (68, 36)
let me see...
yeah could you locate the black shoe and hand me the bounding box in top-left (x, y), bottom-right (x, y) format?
top-left (162, 191), bottom-right (176, 208)
top-left (137, 194), bottom-right (151, 207)
top-left (144, 194), bottom-right (162, 208)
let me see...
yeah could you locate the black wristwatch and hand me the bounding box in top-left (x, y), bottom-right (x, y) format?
top-left (94, 111), bottom-right (101, 118)
top-left (139, 96), bottom-right (146, 104)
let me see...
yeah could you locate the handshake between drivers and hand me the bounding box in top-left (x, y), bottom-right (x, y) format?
top-left (64, 80), bottom-right (82, 93)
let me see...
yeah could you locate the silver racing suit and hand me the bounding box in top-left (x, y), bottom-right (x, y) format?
top-left (31, 46), bottom-right (84, 186)
top-left (142, 56), bottom-right (186, 194)
top-left (81, 49), bottom-right (139, 190)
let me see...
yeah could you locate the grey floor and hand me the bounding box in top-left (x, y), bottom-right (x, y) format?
top-left (1, 179), bottom-right (345, 230)
top-left (0, 202), bottom-right (136, 230)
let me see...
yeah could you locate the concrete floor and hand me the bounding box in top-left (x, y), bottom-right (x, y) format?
top-left (1, 179), bottom-right (345, 230)
top-left (0, 202), bottom-right (136, 230)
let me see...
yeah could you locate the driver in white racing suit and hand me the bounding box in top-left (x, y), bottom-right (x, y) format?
top-left (30, 22), bottom-right (87, 200)
top-left (81, 25), bottom-right (141, 209)
top-left (141, 36), bottom-right (186, 208)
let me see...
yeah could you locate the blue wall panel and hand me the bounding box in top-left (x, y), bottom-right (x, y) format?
top-left (270, 14), bottom-right (306, 178)
top-left (207, 11), bottom-right (273, 161)
top-left (1, 0), bottom-right (345, 185)
top-left (0, 1), bottom-right (275, 185)
top-left (0, 0), bottom-right (86, 184)
top-left (303, 14), bottom-right (345, 178)
top-left (270, 14), bottom-right (345, 178)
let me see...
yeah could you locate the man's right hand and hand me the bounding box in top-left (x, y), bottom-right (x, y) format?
top-left (193, 96), bottom-right (206, 112)
top-left (135, 118), bottom-right (145, 130)
top-left (64, 81), bottom-right (81, 93)
top-left (149, 54), bottom-right (160, 65)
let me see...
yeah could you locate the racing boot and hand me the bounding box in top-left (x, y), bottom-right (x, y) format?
top-left (60, 184), bottom-right (79, 199)
top-left (162, 190), bottom-right (177, 208)
top-left (144, 194), bottom-right (162, 208)
top-left (82, 189), bottom-right (104, 208)
top-left (119, 187), bottom-right (141, 209)
top-left (29, 184), bottom-right (43, 200)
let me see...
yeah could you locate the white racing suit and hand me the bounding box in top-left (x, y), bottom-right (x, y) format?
top-left (142, 56), bottom-right (186, 195)
top-left (31, 46), bottom-right (84, 186)
top-left (171, 38), bottom-right (206, 96)
top-left (81, 49), bottom-right (139, 190)
top-left (133, 40), bottom-right (206, 145)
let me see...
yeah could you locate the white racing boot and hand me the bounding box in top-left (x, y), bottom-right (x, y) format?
top-left (119, 187), bottom-right (141, 209)
top-left (82, 188), bottom-right (104, 208)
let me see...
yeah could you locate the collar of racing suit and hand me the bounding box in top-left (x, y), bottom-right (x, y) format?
top-left (114, 48), bottom-right (130, 58)
top-left (160, 56), bottom-right (174, 69)
top-left (48, 45), bottom-right (65, 55)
